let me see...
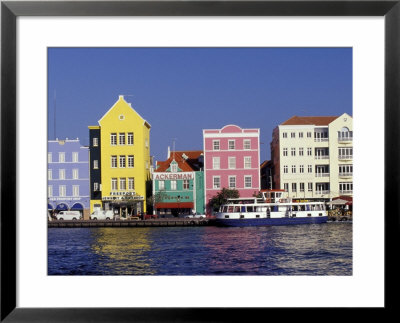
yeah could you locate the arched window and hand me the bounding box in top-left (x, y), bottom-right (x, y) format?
top-left (338, 127), bottom-right (352, 141)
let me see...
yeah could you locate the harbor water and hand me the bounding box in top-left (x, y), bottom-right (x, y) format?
top-left (48, 222), bottom-right (352, 275)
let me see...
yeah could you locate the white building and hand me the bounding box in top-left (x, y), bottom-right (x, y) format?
top-left (270, 113), bottom-right (353, 200)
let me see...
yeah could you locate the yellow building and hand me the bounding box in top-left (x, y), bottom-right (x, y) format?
top-left (88, 95), bottom-right (151, 217)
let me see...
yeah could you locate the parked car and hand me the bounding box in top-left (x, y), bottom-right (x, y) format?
top-left (56, 211), bottom-right (81, 221)
top-left (184, 214), bottom-right (206, 219)
top-left (90, 210), bottom-right (113, 220)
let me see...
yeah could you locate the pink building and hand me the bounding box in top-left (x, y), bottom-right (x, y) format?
top-left (203, 125), bottom-right (260, 214)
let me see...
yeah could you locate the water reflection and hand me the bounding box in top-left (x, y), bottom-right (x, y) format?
top-left (89, 228), bottom-right (156, 275)
top-left (48, 223), bottom-right (352, 275)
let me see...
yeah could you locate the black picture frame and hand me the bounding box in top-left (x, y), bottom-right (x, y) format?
top-left (1, 0), bottom-right (398, 321)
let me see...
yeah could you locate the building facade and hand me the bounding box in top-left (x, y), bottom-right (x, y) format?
top-left (270, 113), bottom-right (353, 200)
top-left (152, 150), bottom-right (205, 216)
top-left (88, 95), bottom-right (151, 217)
top-left (203, 125), bottom-right (260, 214)
top-left (47, 139), bottom-right (90, 218)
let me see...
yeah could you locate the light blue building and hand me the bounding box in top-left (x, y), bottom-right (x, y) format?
top-left (47, 139), bottom-right (90, 218)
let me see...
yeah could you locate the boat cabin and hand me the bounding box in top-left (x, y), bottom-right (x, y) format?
top-left (260, 189), bottom-right (288, 203)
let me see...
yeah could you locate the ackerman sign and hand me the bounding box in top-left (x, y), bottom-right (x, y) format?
top-left (153, 172), bottom-right (194, 181)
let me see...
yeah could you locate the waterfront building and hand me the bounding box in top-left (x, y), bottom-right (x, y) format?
top-left (88, 95), bottom-right (151, 217)
top-left (47, 138), bottom-right (90, 219)
top-left (270, 113), bottom-right (353, 200)
top-left (260, 160), bottom-right (273, 190)
top-left (152, 149), bottom-right (204, 216)
top-left (203, 125), bottom-right (261, 214)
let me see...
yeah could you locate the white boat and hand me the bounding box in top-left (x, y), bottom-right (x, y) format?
top-left (215, 189), bottom-right (328, 227)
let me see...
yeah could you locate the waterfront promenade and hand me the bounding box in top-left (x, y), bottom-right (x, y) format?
top-left (48, 218), bottom-right (213, 228)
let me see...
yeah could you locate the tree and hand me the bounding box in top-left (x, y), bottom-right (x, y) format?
top-left (208, 188), bottom-right (240, 212)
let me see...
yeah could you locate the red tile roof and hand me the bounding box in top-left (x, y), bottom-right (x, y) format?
top-left (155, 150), bottom-right (203, 172)
top-left (281, 116), bottom-right (338, 126)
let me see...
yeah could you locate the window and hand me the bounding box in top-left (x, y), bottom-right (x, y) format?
top-left (291, 148), bottom-right (296, 156)
top-left (110, 133), bottom-right (117, 145)
top-left (93, 137), bottom-right (98, 147)
top-left (291, 132), bottom-right (296, 138)
top-left (244, 156), bottom-right (251, 169)
top-left (299, 132), bottom-right (304, 138)
top-left (128, 155), bottom-right (134, 168)
top-left (299, 165), bottom-right (304, 173)
top-left (119, 155), bottom-right (126, 168)
top-left (292, 165), bottom-right (296, 173)
top-left (284, 165), bottom-right (288, 173)
top-left (127, 132), bottom-right (134, 145)
top-left (282, 132), bottom-right (288, 138)
top-left (158, 180), bottom-right (165, 190)
top-left (213, 177), bottom-right (221, 189)
top-left (128, 178), bottom-right (135, 190)
top-left (213, 140), bottom-right (220, 150)
top-left (111, 156), bottom-right (117, 168)
top-left (183, 179), bottom-right (190, 190)
top-left (119, 133), bottom-right (125, 145)
top-left (292, 183), bottom-right (297, 192)
top-left (339, 182), bottom-right (353, 193)
top-left (284, 183), bottom-right (289, 192)
top-left (59, 169), bottom-right (65, 180)
top-left (72, 169), bottom-right (79, 179)
top-left (93, 160), bottom-right (99, 169)
top-left (59, 185), bottom-right (66, 197)
top-left (307, 132), bottom-right (312, 138)
top-left (171, 163), bottom-right (178, 172)
top-left (339, 147), bottom-right (353, 159)
top-left (228, 140), bottom-right (235, 150)
top-left (228, 157), bottom-right (236, 169)
top-left (72, 185), bottom-right (79, 197)
top-left (94, 182), bottom-right (99, 191)
top-left (244, 176), bottom-right (252, 188)
top-left (48, 153), bottom-right (52, 163)
top-left (308, 183), bottom-right (313, 192)
top-left (338, 127), bottom-right (353, 141)
top-left (58, 152), bottom-right (65, 163)
top-left (307, 148), bottom-right (312, 156)
top-left (244, 140), bottom-right (251, 150)
top-left (229, 176), bottom-right (236, 189)
top-left (308, 165), bottom-right (312, 173)
top-left (339, 164), bottom-right (353, 176)
top-left (300, 183), bottom-right (305, 192)
top-left (213, 157), bottom-right (220, 169)
top-left (48, 185), bottom-right (53, 197)
top-left (171, 180), bottom-right (177, 190)
top-left (48, 169), bottom-right (52, 180)
top-left (111, 178), bottom-right (118, 190)
top-left (283, 148), bottom-right (288, 156)
top-left (120, 178), bottom-right (126, 190)
top-left (72, 152), bottom-right (78, 162)
top-left (299, 148), bottom-right (304, 156)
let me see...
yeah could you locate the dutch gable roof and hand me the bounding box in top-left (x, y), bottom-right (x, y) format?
top-left (155, 150), bottom-right (204, 172)
top-left (281, 116), bottom-right (339, 126)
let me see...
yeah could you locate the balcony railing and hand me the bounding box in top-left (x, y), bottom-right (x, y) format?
top-left (339, 173), bottom-right (353, 177)
top-left (315, 173), bottom-right (330, 177)
top-left (338, 136), bottom-right (353, 142)
top-left (315, 155), bottom-right (329, 160)
top-left (338, 155), bottom-right (353, 160)
top-left (314, 138), bottom-right (329, 142)
top-left (339, 190), bottom-right (353, 195)
top-left (315, 190), bottom-right (330, 195)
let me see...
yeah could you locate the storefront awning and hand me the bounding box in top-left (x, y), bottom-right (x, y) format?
top-left (155, 202), bottom-right (194, 209)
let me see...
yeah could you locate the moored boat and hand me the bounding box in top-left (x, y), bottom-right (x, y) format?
top-left (215, 189), bottom-right (328, 227)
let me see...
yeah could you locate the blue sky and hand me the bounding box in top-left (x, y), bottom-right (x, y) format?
top-left (48, 47), bottom-right (352, 163)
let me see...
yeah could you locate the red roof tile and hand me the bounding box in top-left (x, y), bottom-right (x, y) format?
top-left (281, 116), bottom-right (338, 126)
top-left (155, 150), bottom-right (203, 172)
